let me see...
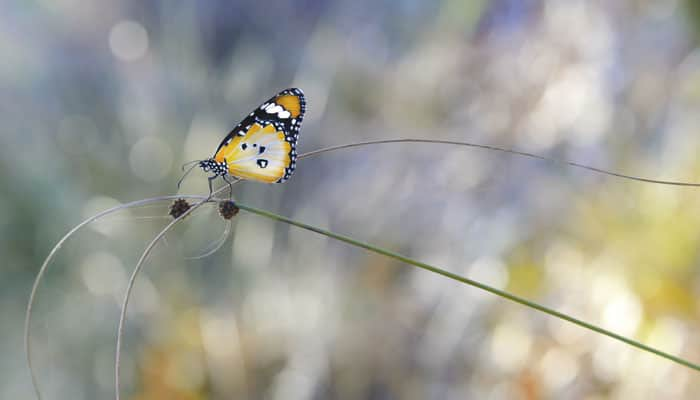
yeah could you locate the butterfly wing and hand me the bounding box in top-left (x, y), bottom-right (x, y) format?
top-left (213, 88), bottom-right (305, 183)
top-left (214, 123), bottom-right (292, 183)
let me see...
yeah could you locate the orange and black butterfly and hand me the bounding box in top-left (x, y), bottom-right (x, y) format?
top-left (186, 88), bottom-right (306, 193)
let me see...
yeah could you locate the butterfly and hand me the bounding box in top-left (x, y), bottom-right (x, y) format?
top-left (185, 88), bottom-right (306, 194)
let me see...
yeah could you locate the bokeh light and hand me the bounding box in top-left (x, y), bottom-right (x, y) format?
top-left (109, 20), bottom-right (149, 62)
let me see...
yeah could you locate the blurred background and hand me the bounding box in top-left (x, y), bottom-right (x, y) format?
top-left (3, 0), bottom-right (700, 398)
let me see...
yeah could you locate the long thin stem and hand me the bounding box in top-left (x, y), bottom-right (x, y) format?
top-left (235, 202), bottom-right (700, 372)
top-left (300, 139), bottom-right (700, 187)
top-left (115, 197), bottom-right (212, 400)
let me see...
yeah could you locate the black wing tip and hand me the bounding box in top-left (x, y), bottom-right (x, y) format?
top-left (279, 87), bottom-right (305, 103)
top-left (276, 87), bottom-right (306, 115)
top-left (281, 87), bottom-right (304, 95)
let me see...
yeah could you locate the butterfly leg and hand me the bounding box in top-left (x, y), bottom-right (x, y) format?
top-left (222, 175), bottom-right (235, 200)
top-left (207, 175), bottom-right (217, 200)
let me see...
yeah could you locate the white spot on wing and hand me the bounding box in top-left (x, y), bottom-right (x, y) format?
top-left (265, 104), bottom-right (284, 114)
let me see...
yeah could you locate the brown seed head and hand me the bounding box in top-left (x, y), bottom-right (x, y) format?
top-left (169, 198), bottom-right (191, 219)
top-left (218, 200), bottom-right (239, 220)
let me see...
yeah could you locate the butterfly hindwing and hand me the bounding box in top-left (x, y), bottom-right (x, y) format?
top-left (214, 123), bottom-right (292, 183)
top-left (213, 88), bottom-right (305, 183)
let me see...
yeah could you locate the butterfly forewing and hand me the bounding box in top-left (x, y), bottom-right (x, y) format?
top-left (213, 88), bottom-right (305, 183)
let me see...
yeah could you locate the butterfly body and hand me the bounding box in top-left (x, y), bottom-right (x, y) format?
top-left (199, 88), bottom-right (306, 185)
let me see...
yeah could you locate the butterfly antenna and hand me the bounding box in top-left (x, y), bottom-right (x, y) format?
top-left (177, 162), bottom-right (200, 190)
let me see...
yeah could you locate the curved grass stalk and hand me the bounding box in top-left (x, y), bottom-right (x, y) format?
top-left (300, 139), bottom-right (700, 187)
top-left (103, 216), bottom-right (174, 222)
top-left (236, 202), bottom-right (700, 372)
top-left (115, 196), bottom-right (213, 400)
top-left (185, 220), bottom-right (233, 260)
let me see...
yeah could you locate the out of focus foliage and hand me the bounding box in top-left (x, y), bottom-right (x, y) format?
top-left (3, 0), bottom-right (700, 399)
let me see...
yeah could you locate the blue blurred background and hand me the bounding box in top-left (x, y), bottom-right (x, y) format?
top-left (3, 0), bottom-right (700, 398)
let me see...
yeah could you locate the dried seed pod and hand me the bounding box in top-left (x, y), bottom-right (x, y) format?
top-left (169, 198), bottom-right (191, 219)
top-left (218, 200), bottom-right (239, 220)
